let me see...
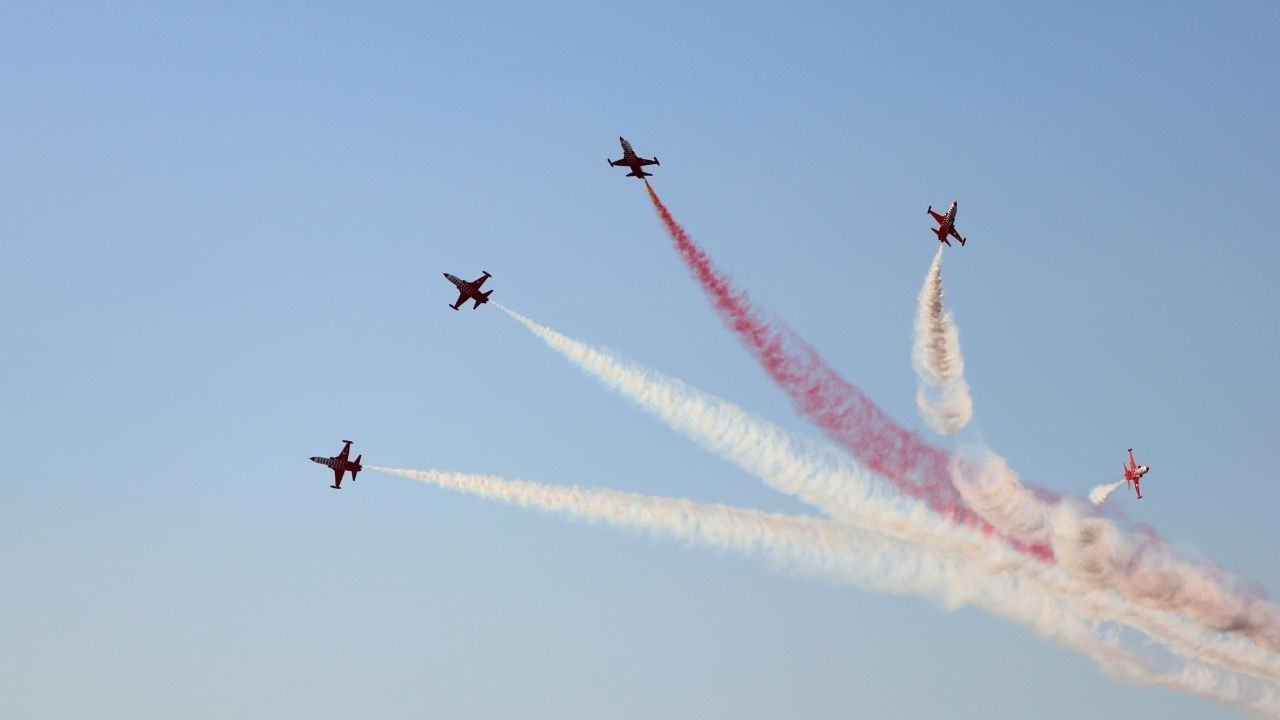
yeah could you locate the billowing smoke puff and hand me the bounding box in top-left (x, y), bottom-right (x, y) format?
top-left (949, 448), bottom-right (1051, 545)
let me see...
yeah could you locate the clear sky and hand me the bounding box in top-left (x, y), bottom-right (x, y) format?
top-left (3, 2), bottom-right (1278, 718)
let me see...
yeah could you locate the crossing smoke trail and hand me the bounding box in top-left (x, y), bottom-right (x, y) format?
top-left (638, 184), bottom-right (1280, 654)
top-left (912, 247), bottom-right (974, 435)
top-left (371, 465), bottom-right (1280, 717)
top-left (949, 448), bottom-right (1280, 659)
top-left (641, 181), bottom-right (1049, 557)
top-left (493, 303), bottom-right (1280, 685)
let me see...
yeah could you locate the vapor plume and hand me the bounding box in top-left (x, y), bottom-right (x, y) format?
top-left (1090, 480), bottom-right (1125, 506)
top-left (912, 247), bottom-right (974, 435)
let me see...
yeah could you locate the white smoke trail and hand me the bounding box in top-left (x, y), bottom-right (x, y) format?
top-left (492, 301), bottom-right (883, 522)
top-left (912, 248), bottom-right (974, 435)
top-left (371, 465), bottom-right (1280, 717)
top-left (492, 302), bottom-right (1280, 685)
top-left (1090, 481), bottom-right (1125, 506)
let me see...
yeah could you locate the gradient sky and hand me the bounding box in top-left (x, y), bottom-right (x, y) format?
top-left (3, 2), bottom-right (1278, 718)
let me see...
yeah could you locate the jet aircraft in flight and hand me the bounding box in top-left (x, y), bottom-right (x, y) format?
top-left (444, 271), bottom-right (493, 310)
top-left (1124, 448), bottom-right (1151, 499)
top-left (608, 137), bottom-right (659, 179)
top-left (928, 201), bottom-right (967, 247)
top-left (311, 440), bottom-right (362, 490)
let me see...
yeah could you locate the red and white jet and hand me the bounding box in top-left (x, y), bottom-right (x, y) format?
top-left (1124, 448), bottom-right (1151, 499)
top-left (444, 270), bottom-right (493, 311)
top-left (608, 137), bottom-right (659, 179)
top-left (311, 440), bottom-right (363, 490)
top-left (927, 201), bottom-right (967, 247)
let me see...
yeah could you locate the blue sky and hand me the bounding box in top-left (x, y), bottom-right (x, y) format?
top-left (3, 2), bottom-right (1278, 718)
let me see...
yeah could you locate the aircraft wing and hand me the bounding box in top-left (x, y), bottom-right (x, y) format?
top-left (333, 467), bottom-right (344, 488)
top-left (928, 209), bottom-right (947, 224)
top-left (949, 226), bottom-right (964, 240)
top-left (336, 442), bottom-right (351, 461)
top-left (635, 157), bottom-right (658, 166)
top-left (454, 289), bottom-right (469, 307)
top-left (472, 274), bottom-right (488, 288)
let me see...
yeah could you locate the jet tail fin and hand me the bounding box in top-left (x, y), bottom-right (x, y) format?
top-left (473, 290), bottom-right (493, 309)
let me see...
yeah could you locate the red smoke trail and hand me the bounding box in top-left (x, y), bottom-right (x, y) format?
top-left (643, 180), bottom-right (1053, 561)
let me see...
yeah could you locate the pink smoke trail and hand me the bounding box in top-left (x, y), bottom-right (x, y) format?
top-left (643, 181), bottom-right (1054, 562)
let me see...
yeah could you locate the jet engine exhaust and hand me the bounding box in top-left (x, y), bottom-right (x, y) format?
top-left (913, 247), bottom-right (974, 435)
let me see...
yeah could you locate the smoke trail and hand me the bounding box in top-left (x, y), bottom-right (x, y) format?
top-left (636, 185), bottom-right (1280, 658)
top-left (493, 303), bottom-right (1280, 684)
top-left (371, 465), bottom-right (1280, 717)
top-left (493, 301), bottom-right (882, 525)
top-left (641, 181), bottom-right (1009, 539)
top-left (1090, 481), bottom-right (1124, 506)
top-left (912, 247), bottom-right (974, 435)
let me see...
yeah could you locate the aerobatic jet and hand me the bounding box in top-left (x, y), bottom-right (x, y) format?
top-left (311, 440), bottom-right (363, 490)
top-left (1123, 448), bottom-right (1151, 499)
top-left (608, 137), bottom-right (659, 179)
top-left (444, 270), bottom-right (493, 310)
top-left (927, 201), bottom-right (967, 247)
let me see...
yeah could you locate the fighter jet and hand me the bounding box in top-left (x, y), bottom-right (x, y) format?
top-left (927, 202), bottom-right (967, 247)
top-left (311, 440), bottom-right (362, 490)
top-left (608, 137), bottom-right (659, 179)
top-left (1124, 448), bottom-right (1151, 499)
top-left (444, 270), bottom-right (493, 310)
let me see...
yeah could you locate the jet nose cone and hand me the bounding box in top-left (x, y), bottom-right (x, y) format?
top-left (310, 456), bottom-right (324, 464)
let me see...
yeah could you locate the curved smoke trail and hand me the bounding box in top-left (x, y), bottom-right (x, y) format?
top-left (641, 181), bottom-right (1017, 546)
top-left (371, 465), bottom-right (1280, 717)
top-left (493, 303), bottom-right (1280, 686)
top-left (912, 247), bottom-right (974, 435)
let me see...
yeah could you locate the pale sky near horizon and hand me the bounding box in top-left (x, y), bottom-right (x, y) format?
top-left (3, 3), bottom-right (1278, 718)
